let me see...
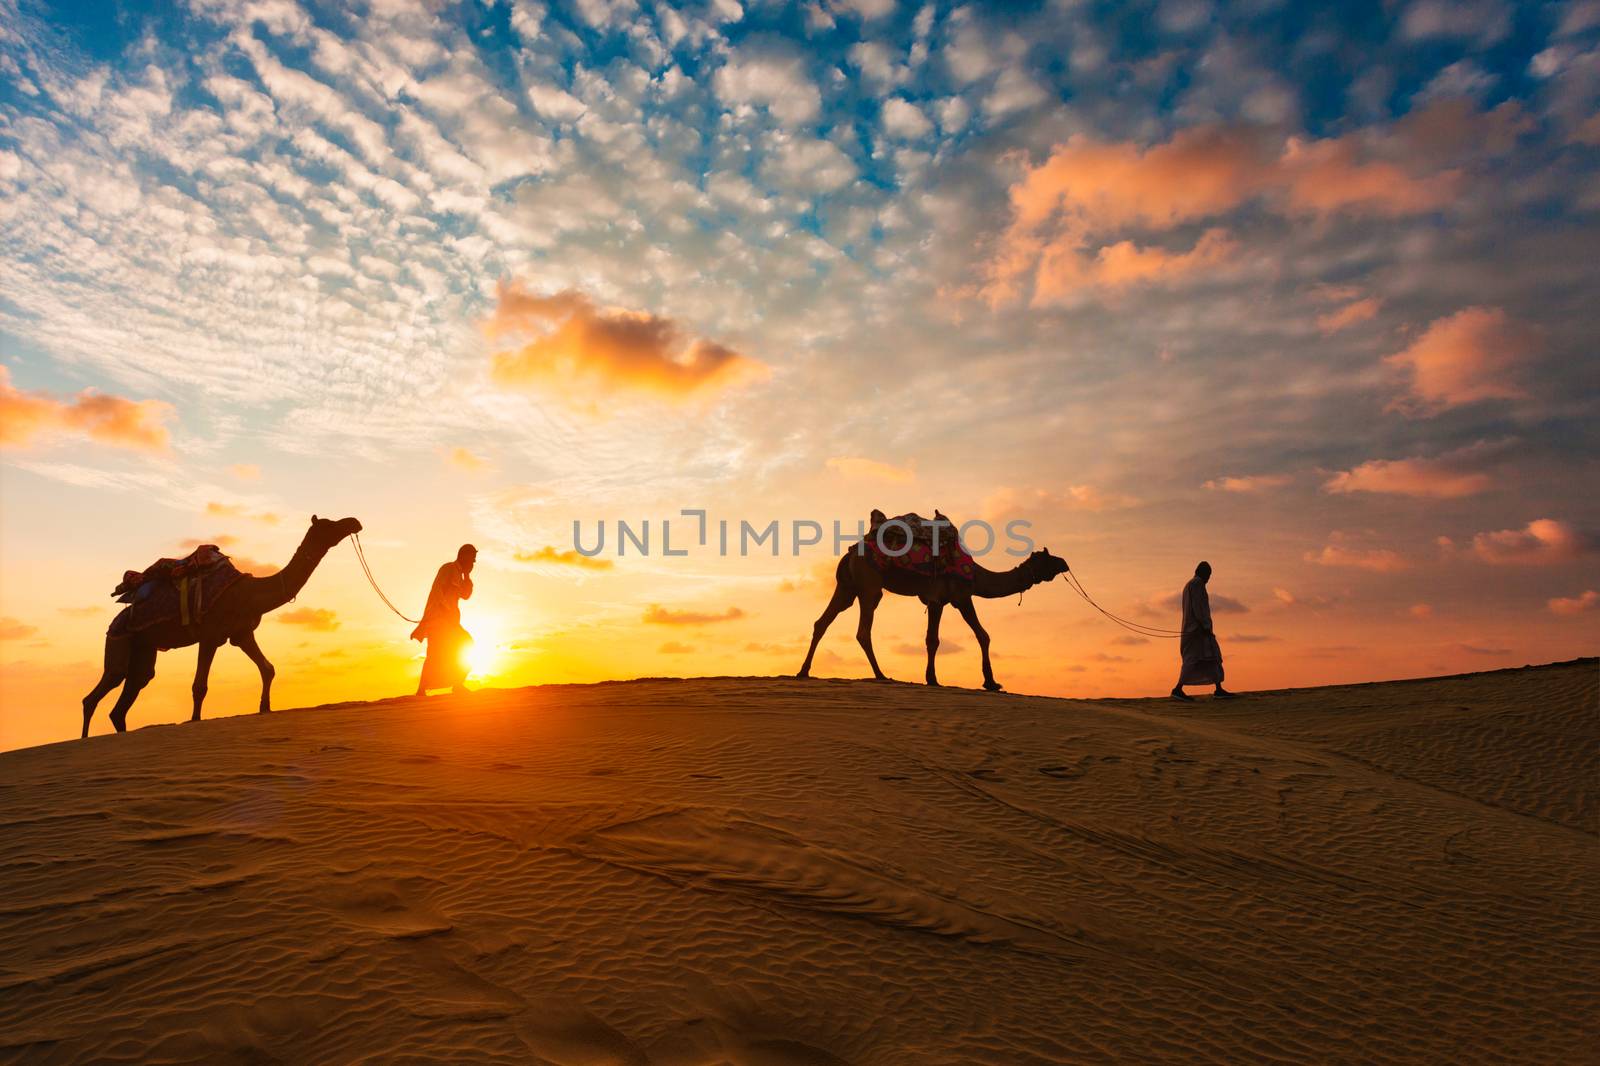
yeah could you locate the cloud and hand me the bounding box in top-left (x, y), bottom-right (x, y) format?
top-left (205, 501), bottom-right (281, 523)
top-left (445, 446), bottom-right (490, 473)
top-left (1548, 590), bottom-right (1598, 615)
top-left (713, 48), bottom-right (821, 125)
top-left (486, 283), bottom-right (763, 403)
top-left (1469, 518), bottom-right (1591, 565)
top-left (180, 535), bottom-right (278, 576)
top-left (58, 606), bottom-right (103, 617)
top-left (1316, 296), bottom-right (1382, 334)
top-left (1457, 643), bottom-right (1512, 655)
top-left (0, 617), bottom-right (40, 640)
top-left (1384, 307), bottom-right (1533, 415)
top-left (982, 124), bottom-right (1458, 304)
top-left (1226, 633), bottom-right (1277, 643)
top-left (1203, 473), bottom-right (1293, 493)
top-left (657, 640), bottom-right (696, 654)
top-left (826, 456), bottom-right (915, 483)
top-left (1304, 534), bottom-right (1408, 572)
top-left (0, 366), bottom-right (172, 452)
top-left (276, 607), bottom-right (340, 631)
top-left (514, 546), bottom-right (616, 570)
top-left (1061, 484), bottom-right (1139, 511)
top-left (642, 604), bottom-right (747, 625)
top-left (1323, 445), bottom-right (1494, 498)
top-left (1146, 591), bottom-right (1249, 615)
top-left (1110, 634), bottom-right (1150, 646)
top-left (1409, 603), bottom-right (1434, 619)
top-left (882, 97), bottom-right (933, 139)
top-left (229, 464), bottom-right (261, 480)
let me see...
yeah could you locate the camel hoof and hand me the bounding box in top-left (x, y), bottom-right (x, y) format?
top-left (926, 679), bottom-right (941, 687)
top-left (795, 670), bottom-right (811, 679)
top-left (983, 681), bottom-right (1004, 692)
top-left (258, 707), bottom-right (271, 715)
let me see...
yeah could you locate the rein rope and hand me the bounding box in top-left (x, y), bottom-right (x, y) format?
top-left (351, 532), bottom-right (421, 624)
top-left (1064, 569), bottom-right (1181, 639)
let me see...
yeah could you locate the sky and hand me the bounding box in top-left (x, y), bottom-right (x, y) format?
top-left (1, 0), bottom-right (1597, 750)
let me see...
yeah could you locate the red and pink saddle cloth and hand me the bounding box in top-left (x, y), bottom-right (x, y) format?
top-left (860, 510), bottom-right (977, 580)
top-left (107, 544), bottom-right (246, 640)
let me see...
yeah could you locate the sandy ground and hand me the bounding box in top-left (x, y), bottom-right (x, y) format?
top-left (1, 660), bottom-right (1595, 1064)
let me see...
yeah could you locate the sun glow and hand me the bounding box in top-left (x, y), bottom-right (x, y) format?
top-left (464, 617), bottom-right (508, 680)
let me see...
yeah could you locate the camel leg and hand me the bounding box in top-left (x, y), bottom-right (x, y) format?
top-left (82, 636), bottom-right (131, 739)
top-left (191, 639), bottom-right (221, 722)
top-left (231, 630), bottom-right (276, 713)
top-left (955, 598), bottom-right (1001, 692)
top-left (924, 601), bottom-right (944, 687)
top-left (797, 576), bottom-right (857, 679)
top-left (856, 583), bottom-right (889, 681)
top-left (107, 639), bottom-right (158, 733)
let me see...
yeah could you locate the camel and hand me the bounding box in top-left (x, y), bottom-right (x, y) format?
top-left (796, 533), bottom-right (1069, 691)
top-left (81, 515), bottom-right (363, 738)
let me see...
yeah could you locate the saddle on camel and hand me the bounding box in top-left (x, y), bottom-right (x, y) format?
top-left (859, 509), bottom-right (977, 580)
top-left (109, 544), bottom-right (247, 646)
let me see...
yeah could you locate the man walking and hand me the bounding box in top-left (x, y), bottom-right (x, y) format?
top-left (1171, 560), bottom-right (1235, 701)
top-left (413, 543), bottom-right (476, 695)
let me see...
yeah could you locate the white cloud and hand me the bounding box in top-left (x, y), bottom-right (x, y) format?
top-left (714, 49), bottom-right (822, 125)
top-left (881, 97), bottom-right (932, 139)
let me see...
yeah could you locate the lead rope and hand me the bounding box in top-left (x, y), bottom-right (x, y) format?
top-left (1065, 569), bottom-right (1181, 638)
top-left (351, 532), bottom-right (422, 624)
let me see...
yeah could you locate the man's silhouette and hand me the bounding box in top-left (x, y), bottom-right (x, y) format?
top-left (413, 544), bottom-right (476, 695)
top-left (1171, 560), bottom-right (1235, 701)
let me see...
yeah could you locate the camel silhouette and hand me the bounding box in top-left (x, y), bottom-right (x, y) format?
top-left (81, 515), bottom-right (362, 738)
top-left (797, 537), bottom-right (1068, 691)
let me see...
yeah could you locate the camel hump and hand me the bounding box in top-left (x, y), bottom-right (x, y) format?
top-left (870, 508), bottom-right (888, 526)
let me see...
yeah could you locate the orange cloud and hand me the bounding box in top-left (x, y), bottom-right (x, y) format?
top-left (277, 607), bottom-right (340, 631)
top-left (642, 604), bottom-right (746, 625)
top-left (514, 546), bottom-right (615, 570)
top-left (445, 446), bottom-right (490, 473)
top-left (826, 456), bottom-right (915, 483)
top-left (229, 463), bottom-right (261, 480)
top-left (1073, 228), bottom-right (1236, 294)
top-left (0, 616), bottom-right (39, 640)
top-left (205, 501), bottom-right (281, 524)
top-left (1304, 534), bottom-right (1408, 572)
top-left (1409, 603), bottom-right (1434, 619)
top-left (486, 283), bottom-right (763, 402)
top-left (657, 640), bottom-right (695, 654)
top-left (1470, 519), bottom-right (1590, 565)
top-left (1316, 296), bottom-right (1382, 334)
top-left (1385, 307), bottom-right (1533, 415)
top-left (1548, 590), bottom-right (1598, 615)
top-left (985, 123), bottom-right (1458, 305)
top-left (1203, 473), bottom-right (1293, 493)
top-left (1277, 136), bottom-right (1457, 215)
top-left (0, 365), bottom-right (172, 452)
top-left (1323, 454), bottom-right (1491, 499)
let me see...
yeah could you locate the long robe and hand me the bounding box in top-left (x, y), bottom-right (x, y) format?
top-left (1178, 576), bottom-right (1225, 686)
top-left (412, 561), bottom-right (473, 692)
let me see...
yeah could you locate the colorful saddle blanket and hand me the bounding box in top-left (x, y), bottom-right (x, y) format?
top-left (107, 545), bottom-right (246, 640)
top-left (861, 510), bottom-right (976, 580)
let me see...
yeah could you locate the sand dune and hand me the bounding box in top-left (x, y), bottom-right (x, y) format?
top-left (1, 660), bottom-right (1595, 1064)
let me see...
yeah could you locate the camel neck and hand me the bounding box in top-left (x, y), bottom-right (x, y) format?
top-left (266, 535), bottom-right (329, 609)
top-left (972, 561), bottom-right (1035, 599)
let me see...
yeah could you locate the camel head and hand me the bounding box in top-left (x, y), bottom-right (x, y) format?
top-left (1024, 548), bottom-right (1070, 586)
top-left (306, 514), bottom-right (363, 550)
